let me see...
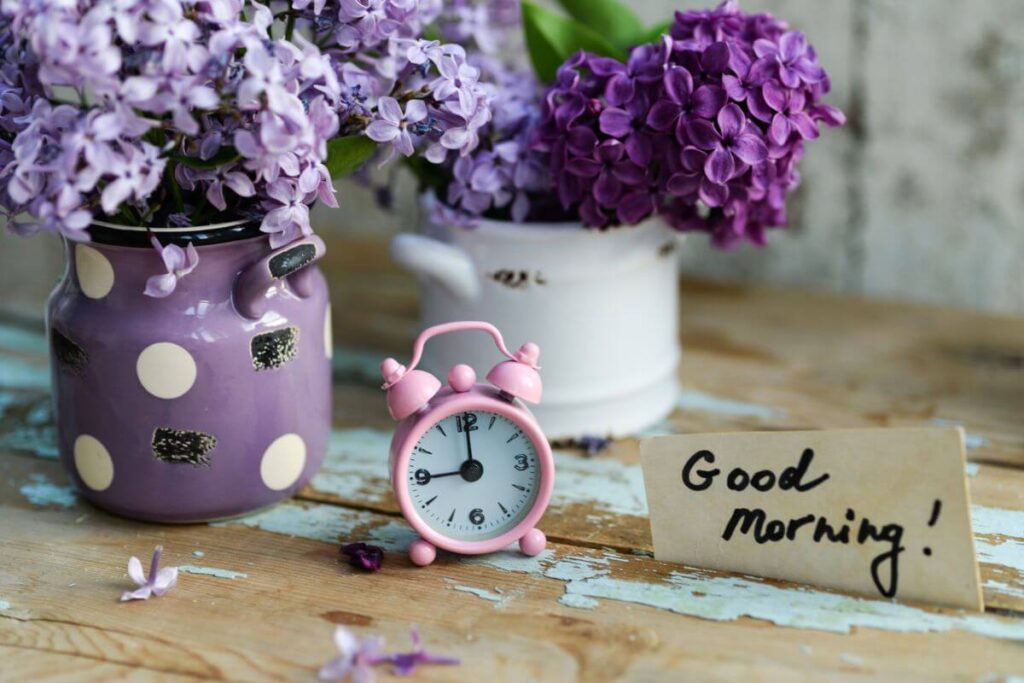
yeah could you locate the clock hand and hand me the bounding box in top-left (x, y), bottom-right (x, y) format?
top-left (427, 470), bottom-right (462, 479)
top-left (464, 412), bottom-right (475, 463)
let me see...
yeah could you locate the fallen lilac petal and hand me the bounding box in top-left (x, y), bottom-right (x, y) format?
top-left (379, 628), bottom-right (460, 677)
top-left (318, 626), bottom-right (381, 682)
top-left (341, 543), bottom-right (384, 572)
top-left (120, 545), bottom-right (177, 602)
top-left (575, 436), bottom-right (611, 457)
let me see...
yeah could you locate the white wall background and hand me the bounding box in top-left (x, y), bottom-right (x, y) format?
top-left (2, 0), bottom-right (1022, 315)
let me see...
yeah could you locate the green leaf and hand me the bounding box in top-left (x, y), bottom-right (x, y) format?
top-left (171, 146), bottom-right (241, 170)
top-left (522, 1), bottom-right (626, 83)
top-left (325, 135), bottom-right (378, 178)
top-left (554, 0), bottom-right (645, 51)
top-left (405, 155), bottom-right (448, 197)
top-left (639, 19), bottom-right (673, 46)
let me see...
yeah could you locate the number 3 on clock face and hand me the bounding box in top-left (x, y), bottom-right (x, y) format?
top-left (407, 410), bottom-right (541, 542)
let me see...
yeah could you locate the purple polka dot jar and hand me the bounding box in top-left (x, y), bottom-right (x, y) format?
top-left (46, 221), bottom-right (332, 522)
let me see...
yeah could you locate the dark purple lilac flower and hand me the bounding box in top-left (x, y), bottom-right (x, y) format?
top-left (121, 546), bottom-right (178, 602)
top-left (754, 31), bottom-right (825, 88)
top-left (566, 140), bottom-right (646, 209)
top-left (667, 146), bottom-right (728, 208)
top-left (646, 66), bottom-right (726, 143)
top-left (685, 103), bottom-right (768, 184)
top-left (762, 80), bottom-right (818, 145)
top-left (722, 47), bottom-right (774, 103)
top-left (671, 0), bottom-right (744, 50)
top-left (531, 0), bottom-right (844, 244)
top-left (341, 542), bottom-right (384, 572)
top-left (589, 42), bottom-right (665, 108)
top-left (598, 98), bottom-right (655, 167)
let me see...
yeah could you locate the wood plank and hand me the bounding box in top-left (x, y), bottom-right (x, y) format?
top-left (0, 648), bottom-right (205, 682)
top-left (299, 422), bottom-right (1024, 613)
top-left (0, 340), bottom-right (1021, 613)
top-left (3, 456), bottom-right (1024, 683)
top-left (2, 240), bottom-right (1022, 679)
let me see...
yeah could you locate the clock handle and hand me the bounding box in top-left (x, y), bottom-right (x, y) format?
top-left (404, 321), bottom-right (524, 374)
top-left (383, 320), bottom-right (542, 407)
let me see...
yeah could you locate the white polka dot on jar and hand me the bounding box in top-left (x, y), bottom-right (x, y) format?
top-left (75, 244), bottom-right (114, 299)
top-left (136, 342), bottom-right (196, 399)
top-left (260, 434), bottom-right (307, 491)
top-left (74, 434), bottom-right (114, 491)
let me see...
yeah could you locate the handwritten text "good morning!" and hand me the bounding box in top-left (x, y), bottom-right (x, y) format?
top-left (680, 448), bottom-right (939, 599)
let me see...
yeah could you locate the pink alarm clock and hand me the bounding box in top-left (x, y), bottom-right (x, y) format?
top-left (380, 321), bottom-right (555, 567)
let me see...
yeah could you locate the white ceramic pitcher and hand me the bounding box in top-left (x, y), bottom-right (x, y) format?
top-left (391, 216), bottom-right (682, 440)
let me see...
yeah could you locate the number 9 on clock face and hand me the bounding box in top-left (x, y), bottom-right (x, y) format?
top-left (407, 410), bottom-right (541, 542)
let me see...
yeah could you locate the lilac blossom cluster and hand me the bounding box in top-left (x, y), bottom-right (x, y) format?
top-left (287, 0), bottom-right (494, 166)
top-left (0, 0), bottom-right (496, 297)
top-left (532, 0), bottom-right (845, 246)
top-left (423, 0), bottom-right (551, 226)
top-left (0, 0), bottom-right (342, 256)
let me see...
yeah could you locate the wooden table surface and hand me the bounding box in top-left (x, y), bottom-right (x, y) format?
top-left (1, 237), bottom-right (1023, 681)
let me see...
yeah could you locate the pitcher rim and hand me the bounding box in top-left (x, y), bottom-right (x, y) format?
top-left (87, 218), bottom-right (264, 248)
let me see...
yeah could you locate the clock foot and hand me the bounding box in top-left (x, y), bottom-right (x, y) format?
top-left (409, 538), bottom-right (437, 567)
top-left (519, 528), bottom-right (546, 556)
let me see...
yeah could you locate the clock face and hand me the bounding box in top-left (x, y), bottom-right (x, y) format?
top-left (407, 409), bottom-right (541, 543)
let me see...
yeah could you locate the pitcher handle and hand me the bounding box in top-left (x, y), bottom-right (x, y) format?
top-left (390, 233), bottom-right (479, 302)
top-left (234, 235), bottom-right (326, 320)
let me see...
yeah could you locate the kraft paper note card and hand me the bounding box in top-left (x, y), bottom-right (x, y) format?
top-left (640, 427), bottom-right (982, 611)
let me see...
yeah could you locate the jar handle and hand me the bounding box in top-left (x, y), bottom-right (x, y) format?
top-left (233, 236), bottom-right (326, 320)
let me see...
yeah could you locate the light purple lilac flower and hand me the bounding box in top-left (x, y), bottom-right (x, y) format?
top-left (352, 1), bottom-right (552, 225)
top-left (319, 626), bottom-right (459, 682)
top-left (0, 0), bottom-right (347, 290)
top-left (145, 236), bottom-right (199, 298)
top-left (366, 97), bottom-right (427, 161)
top-left (289, 0), bottom-right (493, 172)
top-left (319, 626), bottom-right (383, 682)
top-left (121, 546), bottom-right (178, 602)
top-left (2, 0), bottom-right (487, 289)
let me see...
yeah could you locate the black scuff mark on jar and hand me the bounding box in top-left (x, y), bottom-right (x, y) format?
top-left (51, 329), bottom-right (87, 376)
top-left (269, 244), bottom-right (315, 278)
top-left (491, 270), bottom-right (545, 288)
top-left (152, 427), bottom-right (217, 466)
top-left (658, 241), bottom-right (677, 258)
top-left (251, 326), bottom-right (300, 370)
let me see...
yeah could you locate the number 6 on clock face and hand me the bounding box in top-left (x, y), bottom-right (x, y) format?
top-left (408, 410), bottom-right (541, 542)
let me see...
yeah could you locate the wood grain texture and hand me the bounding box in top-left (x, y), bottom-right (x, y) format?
top-left (3, 455), bottom-right (1024, 683)
top-left (1, 236), bottom-right (1022, 681)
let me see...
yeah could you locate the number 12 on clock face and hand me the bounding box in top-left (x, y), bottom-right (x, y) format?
top-left (407, 410), bottom-right (541, 543)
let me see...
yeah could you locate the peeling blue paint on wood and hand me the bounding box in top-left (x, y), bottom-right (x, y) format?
top-left (216, 499), bottom-right (1024, 639)
top-left (179, 565), bottom-right (248, 580)
top-left (19, 473), bottom-right (75, 508)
